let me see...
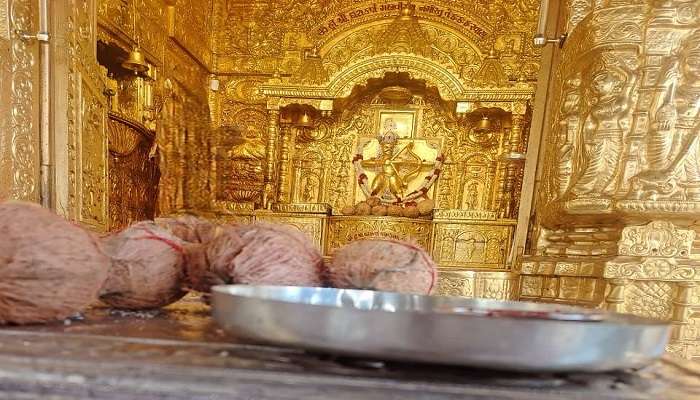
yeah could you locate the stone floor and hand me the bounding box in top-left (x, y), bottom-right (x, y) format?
top-left (0, 297), bottom-right (697, 399)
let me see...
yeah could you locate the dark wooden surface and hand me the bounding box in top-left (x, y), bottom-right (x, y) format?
top-left (0, 297), bottom-right (697, 400)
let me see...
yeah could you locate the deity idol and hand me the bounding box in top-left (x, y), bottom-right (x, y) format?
top-left (569, 55), bottom-right (636, 198)
top-left (552, 74), bottom-right (582, 200)
top-left (633, 30), bottom-right (700, 200)
top-left (362, 119), bottom-right (404, 199)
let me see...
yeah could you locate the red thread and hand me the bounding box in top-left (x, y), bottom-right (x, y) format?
top-left (137, 227), bottom-right (185, 255)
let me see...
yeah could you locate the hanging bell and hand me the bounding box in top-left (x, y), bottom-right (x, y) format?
top-left (476, 115), bottom-right (492, 132)
top-left (298, 112), bottom-right (313, 128)
top-left (122, 46), bottom-right (149, 75)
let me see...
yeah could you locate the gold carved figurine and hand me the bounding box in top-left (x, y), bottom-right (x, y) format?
top-left (360, 118), bottom-right (435, 203)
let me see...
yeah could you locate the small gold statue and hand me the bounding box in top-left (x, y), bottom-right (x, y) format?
top-left (360, 118), bottom-right (435, 202)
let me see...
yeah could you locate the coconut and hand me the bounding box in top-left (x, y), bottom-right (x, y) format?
top-left (355, 201), bottom-right (371, 215)
top-left (402, 205), bottom-right (420, 218)
top-left (371, 205), bottom-right (388, 216)
top-left (417, 199), bottom-right (435, 216)
top-left (99, 221), bottom-right (188, 310)
top-left (0, 201), bottom-right (109, 324)
top-left (366, 197), bottom-right (382, 207)
top-left (155, 214), bottom-right (222, 244)
top-left (187, 222), bottom-right (325, 293)
top-left (341, 205), bottom-right (356, 216)
top-left (328, 239), bottom-right (438, 295)
top-left (387, 205), bottom-right (404, 217)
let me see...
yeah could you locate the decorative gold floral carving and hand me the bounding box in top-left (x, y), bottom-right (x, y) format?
top-left (0, 10), bottom-right (10, 197)
top-left (625, 281), bottom-right (674, 321)
top-left (0, 0), bottom-right (8, 41)
top-left (7, 0), bottom-right (38, 202)
top-left (618, 221), bottom-right (694, 259)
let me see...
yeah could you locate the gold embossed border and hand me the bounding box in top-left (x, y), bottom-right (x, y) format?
top-left (326, 216), bottom-right (432, 255)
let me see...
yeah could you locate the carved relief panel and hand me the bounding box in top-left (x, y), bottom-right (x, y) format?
top-left (432, 223), bottom-right (513, 269)
top-left (538, 2), bottom-right (700, 226)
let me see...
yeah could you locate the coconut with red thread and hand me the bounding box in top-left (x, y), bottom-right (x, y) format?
top-left (417, 199), bottom-right (435, 216)
top-left (187, 222), bottom-right (325, 293)
top-left (328, 239), bottom-right (437, 295)
top-left (402, 205), bottom-right (420, 218)
top-left (340, 205), bottom-right (356, 216)
top-left (387, 205), bottom-right (404, 217)
top-left (155, 214), bottom-right (223, 244)
top-left (371, 205), bottom-right (388, 216)
top-left (99, 221), bottom-right (189, 310)
top-left (0, 201), bottom-right (109, 324)
top-left (355, 201), bottom-right (371, 215)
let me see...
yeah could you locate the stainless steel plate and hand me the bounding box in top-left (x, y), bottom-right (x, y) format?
top-left (212, 285), bottom-right (670, 372)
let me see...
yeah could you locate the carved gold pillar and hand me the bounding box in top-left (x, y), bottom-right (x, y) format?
top-left (501, 112), bottom-right (525, 218)
top-left (276, 124), bottom-right (292, 204)
top-left (263, 106), bottom-right (280, 209)
top-left (521, 2), bottom-right (700, 359)
top-left (671, 282), bottom-right (696, 342)
top-left (604, 279), bottom-right (627, 314)
top-left (0, 0), bottom-right (40, 203)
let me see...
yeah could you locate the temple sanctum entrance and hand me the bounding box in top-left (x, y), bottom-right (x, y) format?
top-left (1, 0), bottom-right (699, 364)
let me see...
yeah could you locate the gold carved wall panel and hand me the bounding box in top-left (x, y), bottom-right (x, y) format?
top-left (63, 0), bottom-right (110, 230)
top-left (437, 270), bottom-right (519, 300)
top-left (432, 223), bottom-right (513, 269)
top-left (0, 0), bottom-right (39, 202)
top-left (213, 0), bottom-right (541, 82)
top-left (326, 216), bottom-right (432, 254)
top-left (170, 0), bottom-right (213, 66)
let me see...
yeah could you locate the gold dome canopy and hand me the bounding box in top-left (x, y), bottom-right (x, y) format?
top-left (374, 6), bottom-right (432, 57)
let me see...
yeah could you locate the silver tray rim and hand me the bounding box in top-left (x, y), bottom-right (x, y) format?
top-left (211, 285), bottom-right (671, 372)
top-left (211, 285), bottom-right (667, 325)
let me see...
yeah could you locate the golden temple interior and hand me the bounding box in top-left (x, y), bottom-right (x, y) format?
top-left (0, 0), bottom-right (698, 361)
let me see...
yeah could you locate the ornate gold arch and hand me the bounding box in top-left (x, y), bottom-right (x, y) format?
top-left (327, 54), bottom-right (465, 100)
top-left (260, 53), bottom-right (466, 102)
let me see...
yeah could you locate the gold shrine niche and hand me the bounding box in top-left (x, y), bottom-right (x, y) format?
top-left (207, 4), bottom-right (538, 300)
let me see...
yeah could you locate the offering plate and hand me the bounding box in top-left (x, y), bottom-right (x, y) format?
top-left (212, 285), bottom-right (670, 372)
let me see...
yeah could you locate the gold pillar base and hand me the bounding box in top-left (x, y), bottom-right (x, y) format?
top-left (520, 221), bottom-right (700, 361)
top-left (437, 270), bottom-right (519, 300)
